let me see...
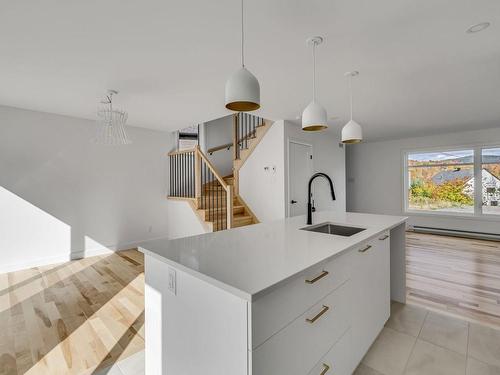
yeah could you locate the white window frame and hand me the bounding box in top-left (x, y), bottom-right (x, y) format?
top-left (402, 143), bottom-right (500, 221)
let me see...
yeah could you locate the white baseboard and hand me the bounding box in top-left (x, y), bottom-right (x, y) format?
top-left (0, 233), bottom-right (169, 274)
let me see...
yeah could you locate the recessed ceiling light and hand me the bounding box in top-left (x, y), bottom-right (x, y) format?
top-left (466, 22), bottom-right (490, 33)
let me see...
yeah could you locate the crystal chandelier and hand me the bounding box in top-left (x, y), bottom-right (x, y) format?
top-left (94, 90), bottom-right (132, 145)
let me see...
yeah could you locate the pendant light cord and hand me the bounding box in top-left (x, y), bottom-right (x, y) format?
top-left (349, 74), bottom-right (353, 121)
top-left (241, 0), bottom-right (245, 67)
top-left (312, 41), bottom-right (316, 102)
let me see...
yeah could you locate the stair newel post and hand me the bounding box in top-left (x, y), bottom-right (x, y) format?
top-left (226, 185), bottom-right (234, 229)
top-left (194, 145), bottom-right (202, 208)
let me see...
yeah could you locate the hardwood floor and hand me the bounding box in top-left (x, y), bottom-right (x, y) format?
top-left (0, 250), bottom-right (144, 375)
top-left (407, 232), bottom-right (500, 327)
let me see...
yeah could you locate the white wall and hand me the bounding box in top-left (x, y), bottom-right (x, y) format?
top-left (285, 122), bottom-right (346, 216)
top-left (202, 115), bottom-right (234, 177)
top-left (346, 127), bottom-right (500, 234)
top-left (239, 120), bottom-right (346, 223)
top-left (166, 200), bottom-right (208, 239)
top-left (239, 121), bottom-right (286, 222)
top-left (0, 105), bottom-right (172, 272)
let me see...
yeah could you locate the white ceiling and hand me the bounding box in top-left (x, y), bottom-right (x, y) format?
top-left (1, 0), bottom-right (499, 141)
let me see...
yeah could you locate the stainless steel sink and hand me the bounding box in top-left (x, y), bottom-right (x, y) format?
top-left (300, 222), bottom-right (366, 237)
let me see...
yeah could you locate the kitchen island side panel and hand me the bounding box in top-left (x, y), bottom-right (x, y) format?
top-left (145, 255), bottom-right (248, 375)
top-left (390, 223), bottom-right (407, 303)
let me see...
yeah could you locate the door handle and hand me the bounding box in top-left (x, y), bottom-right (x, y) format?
top-left (290, 200), bottom-right (297, 204)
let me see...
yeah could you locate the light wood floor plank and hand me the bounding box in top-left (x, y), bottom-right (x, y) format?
top-left (407, 231), bottom-right (500, 327)
top-left (0, 251), bottom-right (144, 375)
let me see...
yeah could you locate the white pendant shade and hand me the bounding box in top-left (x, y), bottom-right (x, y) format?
top-left (302, 36), bottom-right (327, 132)
top-left (302, 100), bottom-right (328, 131)
top-left (341, 119), bottom-right (363, 144)
top-left (225, 67), bottom-right (260, 111)
top-left (341, 71), bottom-right (363, 144)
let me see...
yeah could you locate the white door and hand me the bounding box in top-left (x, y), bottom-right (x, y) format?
top-left (288, 141), bottom-right (313, 217)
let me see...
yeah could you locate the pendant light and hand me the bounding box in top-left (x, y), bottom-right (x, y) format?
top-left (302, 36), bottom-right (328, 131)
top-left (94, 90), bottom-right (132, 145)
top-left (225, 0), bottom-right (260, 112)
top-left (341, 71), bottom-right (363, 144)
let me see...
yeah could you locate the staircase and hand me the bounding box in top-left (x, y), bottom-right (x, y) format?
top-left (168, 113), bottom-right (272, 232)
top-left (200, 175), bottom-right (256, 231)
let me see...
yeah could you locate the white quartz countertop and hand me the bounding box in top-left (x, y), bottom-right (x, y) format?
top-left (138, 211), bottom-right (407, 301)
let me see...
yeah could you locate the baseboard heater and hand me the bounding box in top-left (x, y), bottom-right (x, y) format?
top-left (411, 226), bottom-right (500, 241)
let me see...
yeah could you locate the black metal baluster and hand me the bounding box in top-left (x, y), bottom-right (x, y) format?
top-left (189, 153), bottom-right (191, 197)
top-left (219, 184), bottom-right (221, 231)
top-left (210, 170), bottom-right (213, 223)
top-left (203, 163), bottom-right (206, 209)
top-left (237, 113), bottom-right (240, 159)
top-left (240, 113), bottom-right (244, 150)
top-left (250, 115), bottom-right (253, 138)
top-left (224, 186), bottom-right (226, 230)
top-left (187, 153), bottom-right (190, 197)
top-left (244, 113), bottom-right (247, 149)
top-left (182, 154), bottom-right (185, 197)
top-left (216, 183), bottom-right (219, 231)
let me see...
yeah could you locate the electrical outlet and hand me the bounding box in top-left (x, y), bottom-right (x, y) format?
top-left (168, 268), bottom-right (177, 295)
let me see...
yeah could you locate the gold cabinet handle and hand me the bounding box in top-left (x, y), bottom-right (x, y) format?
top-left (379, 234), bottom-right (389, 240)
top-left (359, 245), bottom-right (372, 253)
top-left (320, 363), bottom-right (331, 375)
top-left (305, 270), bottom-right (329, 284)
top-left (306, 305), bottom-right (330, 324)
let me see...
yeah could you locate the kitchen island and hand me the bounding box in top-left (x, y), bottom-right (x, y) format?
top-left (139, 211), bottom-right (407, 375)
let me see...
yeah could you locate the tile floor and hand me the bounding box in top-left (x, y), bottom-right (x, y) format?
top-left (356, 302), bottom-right (500, 375)
top-left (97, 302), bottom-right (500, 375)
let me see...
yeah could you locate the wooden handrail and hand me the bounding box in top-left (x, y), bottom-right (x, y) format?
top-left (196, 147), bottom-right (229, 190)
top-left (168, 148), bottom-right (197, 156)
top-left (207, 143), bottom-right (233, 154)
top-left (207, 128), bottom-right (260, 155)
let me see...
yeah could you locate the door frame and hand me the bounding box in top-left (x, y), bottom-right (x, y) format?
top-left (287, 139), bottom-right (313, 217)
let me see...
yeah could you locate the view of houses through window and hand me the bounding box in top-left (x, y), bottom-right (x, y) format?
top-left (482, 148), bottom-right (500, 215)
top-left (406, 147), bottom-right (500, 216)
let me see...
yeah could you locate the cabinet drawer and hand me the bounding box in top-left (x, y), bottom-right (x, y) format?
top-left (252, 251), bottom-right (352, 349)
top-left (252, 281), bottom-right (351, 375)
top-left (307, 329), bottom-right (353, 375)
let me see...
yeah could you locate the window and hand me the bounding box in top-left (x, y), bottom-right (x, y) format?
top-left (482, 148), bottom-right (500, 215)
top-left (407, 150), bottom-right (474, 214)
top-left (405, 146), bottom-right (500, 217)
top-left (177, 125), bottom-right (199, 151)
